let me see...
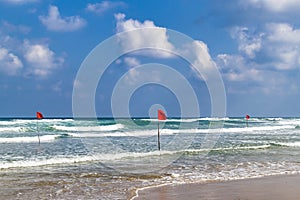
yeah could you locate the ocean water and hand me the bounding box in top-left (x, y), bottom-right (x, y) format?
top-left (1, 117), bottom-right (300, 199)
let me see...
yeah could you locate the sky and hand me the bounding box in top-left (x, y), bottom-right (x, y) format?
top-left (1, 0), bottom-right (300, 117)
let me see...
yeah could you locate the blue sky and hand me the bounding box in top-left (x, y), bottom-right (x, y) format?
top-left (1, 0), bottom-right (300, 117)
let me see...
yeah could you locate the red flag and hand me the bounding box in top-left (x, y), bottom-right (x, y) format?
top-left (158, 110), bottom-right (167, 120)
top-left (36, 112), bottom-right (44, 119)
top-left (246, 114), bottom-right (250, 120)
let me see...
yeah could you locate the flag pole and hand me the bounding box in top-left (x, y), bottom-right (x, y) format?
top-left (36, 112), bottom-right (43, 145)
top-left (158, 120), bottom-right (160, 151)
top-left (246, 114), bottom-right (250, 128)
top-left (157, 109), bottom-right (166, 151)
top-left (37, 120), bottom-right (40, 145)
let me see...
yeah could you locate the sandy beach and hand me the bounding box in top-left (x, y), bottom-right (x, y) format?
top-left (133, 174), bottom-right (300, 200)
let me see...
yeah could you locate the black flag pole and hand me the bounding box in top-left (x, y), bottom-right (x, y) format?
top-left (246, 114), bottom-right (250, 128)
top-left (37, 120), bottom-right (40, 145)
top-left (36, 112), bottom-right (43, 145)
top-left (158, 120), bottom-right (160, 151)
top-left (157, 109), bottom-right (166, 151)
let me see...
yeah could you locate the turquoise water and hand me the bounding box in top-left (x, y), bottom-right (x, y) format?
top-left (1, 117), bottom-right (300, 199)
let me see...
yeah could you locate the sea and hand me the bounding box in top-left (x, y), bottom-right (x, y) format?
top-left (1, 117), bottom-right (300, 199)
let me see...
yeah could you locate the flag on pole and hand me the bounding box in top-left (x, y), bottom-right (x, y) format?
top-left (245, 114), bottom-right (250, 127)
top-left (36, 112), bottom-right (43, 119)
top-left (36, 112), bottom-right (43, 145)
top-left (157, 110), bottom-right (166, 151)
top-left (158, 109), bottom-right (166, 120)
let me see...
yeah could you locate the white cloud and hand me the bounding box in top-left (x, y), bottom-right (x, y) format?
top-left (114, 14), bottom-right (218, 81)
top-left (23, 40), bottom-right (64, 77)
top-left (2, 21), bottom-right (30, 34)
top-left (124, 68), bottom-right (141, 85)
top-left (39, 5), bottom-right (86, 32)
top-left (246, 0), bottom-right (300, 12)
top-left (73, 79), bottom-right (82, 90)
top-left (122, 57), bottom-right (141, 85)
top-left (51, 81), bottom-right (63, 92)
top-left (114, 13), bottom-right (174, 58)
top-left (217, 54), bottom-right (293, 94)
top-left (266, 23), bottom-right (300, 43)
top-left (230, 23), bottom-right (300, 70)
top-left (86, 1), bottom-right (125, 14)
top-left (219, 22), bottom-right (300, 94)
top-left (217, 54), bottom-right (261, 82)
top-left (0, 22), bottom-right (64, 78)
top-left (0, 47), bottom-right (23, 75)
top-left (1, 0), bottom-right (38, 4)
top-left (179, 40), bottom-right (218, 80)
top-left (231, 26), bottom-right (263, 59)
top-left (123, 56), bottom-right (140, 67)
top-left (263, 23), bottom-right (300, 70)
top-left (115, 59), bottom-right (122, 65)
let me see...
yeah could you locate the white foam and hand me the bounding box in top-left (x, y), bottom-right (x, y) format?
top-left (28, 119), bottom-right (74, 123)
top-left (275, 142), bottom-right (300, 147)
top-left (0, 121), bottom-right (21, 125)
top-left (150, 125), bottom-right (293, 136)
top-left (75, 129), bottom-right (180, 138)
top-left (265, 117), bottom-right (283, 121)
top-left (197, 117), bottom-right (230, 121)
top-left (183, 145), bottom-right (271, 153)
top-left (53, 124), bottom-right (124, 132)
top-left (0, 151), bottom-right (166, 169)
top-left (140, 118), bottom-right (198, 122)
top-left (0, 144), bottom-right (277, 170)
top-left (221, 125), bottom-right (294, 133)
top-left (277, 119), bottom-right (300, 125)
top-left (164, 119), bottom-right (199, 122)
top-left (68, 125), bottom-right (295, 138)
top-left (140, 117), bottom-right (229, 123)
top-left (0, 155), bottom-right (96, 169)
top-left (41, 118), bottom-right (74, 122)
top-left (0, 135), bottom-right (59, 143)
top-left (0, 127), bottom-right (23, 132)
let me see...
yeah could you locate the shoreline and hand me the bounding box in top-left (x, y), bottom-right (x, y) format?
top-left (132, 173), bottom-right (300, 200)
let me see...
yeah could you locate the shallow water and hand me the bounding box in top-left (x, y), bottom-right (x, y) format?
top-left (1, 117), bottom-right (300, 199)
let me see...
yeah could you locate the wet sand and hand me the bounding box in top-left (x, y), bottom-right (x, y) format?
top-left (133, 174), bottom-right (300, 200)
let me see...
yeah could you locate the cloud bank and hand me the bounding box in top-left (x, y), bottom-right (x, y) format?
top-left (1, 0), bottom-right (38, 4)
top-left (86, 1), bottom-right (125, 14)
top-left (0, 47), bottom-right (23, 75)
top-left (114, 13), bottom-right (218, 81)
top-left (23, 40), bottom-right (64, 77)
top-left (218, 22), bottom-right (300, 94)
top-left (245, 0), bottom-right (300, 12)
top-left (115, 13), bottom-right (174, 58)
top-left (39, 5), bottom-right (86, 32)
